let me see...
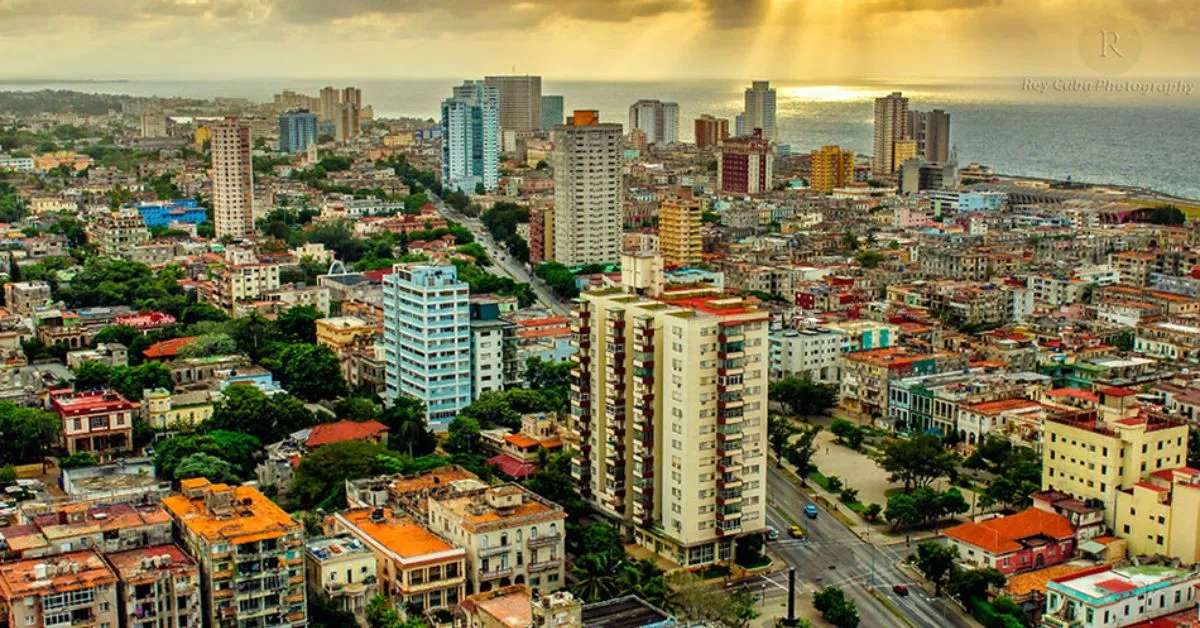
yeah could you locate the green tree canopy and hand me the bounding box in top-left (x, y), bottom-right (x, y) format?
top-left (0, 402), bottom-right (60, 465)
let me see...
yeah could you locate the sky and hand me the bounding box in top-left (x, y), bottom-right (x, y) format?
top-left (1, 0), bottom-right (1197, 81)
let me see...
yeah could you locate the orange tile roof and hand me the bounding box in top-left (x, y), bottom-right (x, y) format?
top-left (305, 419), bottom-right (389, 448)
top-left (1005, 564), bottom-right (1095, 597)
top-left (339, 508), bottom-right (459, 560)
top-left (967, 398), bottom-right (1042, 415)
top-left (504, 434), bottom-right (539, 449)
top-left (143, 336), bottom-right (199, 359)
top-left (389, 466), bottom-right (478, 496)
top-left (104, 544), bottom-right (196, 583)
top-left (944, 508), bottom-right (1075, 554)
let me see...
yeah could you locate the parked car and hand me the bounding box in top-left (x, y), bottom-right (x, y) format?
top-left (766, 527), bottom-right (780, 541)
top-left (804, 504), bottom-right (819, 519)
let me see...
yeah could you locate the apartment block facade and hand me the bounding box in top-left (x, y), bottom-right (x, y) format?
top-left (0, 551), bottom-right (119, 628)
top-left (382, 264), bottom-right (472, 431)
top-left (210, 117), bottom-right (254, 239)
top-left (569, 286), bottom-right (769, 567)
top-left (105, 544), bottom-right (201, 628)
top-left (162, 478), bottom-right (308, 628)
top-left (657, 197), bottom-right (702, 267)
top-left (551, 112), bottom-right (623, 266)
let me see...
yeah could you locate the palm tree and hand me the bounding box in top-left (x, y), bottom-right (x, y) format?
top-left (570, 553), bottom-right (618, 602)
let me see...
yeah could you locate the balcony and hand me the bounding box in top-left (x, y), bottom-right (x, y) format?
top-left (479, 567), bottom-right (514, 582)
top-left (479, 544), bottom-right (512, 558)
top-left (527, 533), bottom-right (561, 549)
top-left (527, 558), bottom-right (562, 574)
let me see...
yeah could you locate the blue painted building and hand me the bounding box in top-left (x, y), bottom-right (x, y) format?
top-left (135, 199), bottom-right (207, 228)
top-left (278, 110), bottom-right (318, 154)
top-left (382, 264), bottom-right (472, 431)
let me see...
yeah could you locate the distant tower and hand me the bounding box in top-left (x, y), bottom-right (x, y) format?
top-left (742, 81), bottom-right (777, 139)
top-left (441, 81), bottom-right (499, 193)
top-left (210, 117), bottom-right (254, 239)
top-left (873, 91), bottom-right (910, 177)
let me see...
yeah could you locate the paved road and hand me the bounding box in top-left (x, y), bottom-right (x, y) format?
top-left (433, 197), bottom-right (572, 317)
top-left (764, 465), bottom-right (974, 627)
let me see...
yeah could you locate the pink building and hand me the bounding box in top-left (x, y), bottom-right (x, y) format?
top-left (943, 508), bottom-right (1076, 575)
top-left (50, 389), bottom-right (136, 461)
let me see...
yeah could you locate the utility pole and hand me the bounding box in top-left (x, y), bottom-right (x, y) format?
top-left (787, 567), bottom-right (796, 622)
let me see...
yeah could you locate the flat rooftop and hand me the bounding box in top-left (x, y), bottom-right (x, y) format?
top-left (1051, 564), bottom-right (1191, 604)
top-left (582, 595), bottom-right (673, 628)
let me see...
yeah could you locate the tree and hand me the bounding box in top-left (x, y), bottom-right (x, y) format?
top-left (176, 333), bottom-right (236, 358)
top-left (73, 360), bottom-right (114, 390)
top-left (839, 487), bottom-right (859, 504)
top-left (154, 431), bottom-right (262, 481)
top-left (813, 586), bottom-right (860, 628)
top-left (785, 424), bottom-right (822, 475)
top-left (666, 572), bottom-right (758, 628)
top-left (854, 249), bottom-right (884, 269)
top-left (335, 396), bottom-right (380, 421)
top-left (59, 451), bottom-right (99, 469)
top-left (309, 590), bottom-right (359, 628)
top-left (365, 594), bottom-right (428, 628)
top-left (915, 542), bottom-right (959, 595)
top-left (110, 362), bottom-right (174, 401)
top-left (887, 486), bottom-right (969, 530)
top-left (263, 343), bottom-right (347, 402)
top-left (768, 414), bottom-right (797, 466)
top-left (443, 416), bottom-right (481, 454)
top-left (380, 396), bottom-right (436, 456)
top-left (881, 434), bottom-right (959, 492)
top-left (208, 385), bottom-right (315, 444)
top-left (947, 567), bottom-right (1005, 603)
top-left (864, 503), bottom-right (883, 521)
top-left (769, 377), bottom-right (837, 416)
top-left (291, 440), bottom-right (387, 509)
top-left (275, 305), bottom-right (321, 343)
top-left (830, 419), bottom-right (864, 450)
top-left (0, 402), bottom-right (60, 465)
top-left (174, 452), bottom-right (240, 484)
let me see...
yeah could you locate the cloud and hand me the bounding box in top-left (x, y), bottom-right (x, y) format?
top-left (859, 0), bottom-right (1002, 12)
top-left (270, 0), bottom-right (688, 26)
top-left (700, 0), bottom-right (770, 28)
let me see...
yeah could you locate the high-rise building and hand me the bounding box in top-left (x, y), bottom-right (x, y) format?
top-left (163, 478), bottom-right (308, 628)
top-left (382, 264), bottom-right (472, 431)
top-left (551, 111), bottom-right (623, 266)
top-left (211, 117), bottom-right (254, 239)
top-left (278, 109), bottom-right (318, 153)
top-left (335, 101), bottom-right (361, 143)
top-left (485, 74), bottom-right (540, 151)
top-left (441, 81), bottom-right (499, 194)
top-left (569, 266), bottom-right (770, 567)
top-left (717, 129), bottom-right (772, 195)
top-left (540, 95), bottom-right (564, 132)
top-left (741, 81), bottom-right (777, 139)
top-left (694, 115), bottom-right (729, 150)
top-left (658, 197), bottom-right (702, 267)
top-left (809, 145), bottom-right (856, 193)
top-left (319, 86), bottom-right (339, 122)
top-left (627, 99), bottom-right (679, 146)
top-left (908, 109), bottom-right (951, 164)
top-left (106, 545), bottom-right (202, 628)
top-left (341, 86), bottom-right (362, 109)
top-left (0, 551), bottom-right (120, 628)
top-left (872, 91), bottom-right (910, 177)
top-left (892, 138), bottom-right (918, 172)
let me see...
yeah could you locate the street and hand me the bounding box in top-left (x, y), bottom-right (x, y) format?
top-left (432, 196), bottom-right (571, 316)
top-left (763, 465), bottom-right (974, 627)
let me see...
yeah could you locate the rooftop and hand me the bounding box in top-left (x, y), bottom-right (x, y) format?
top-left (1051, 564), bottom-right (1195, 603)
top-left (434, 485), bottom-right (564, 533)
top-left (337, 507), bottom-right (461, 562)
top-left (459, 585), bottom-right (532, 627)
top-left (161, 478), bottom-right (299, 544)
top-left (305, 534), bottom-right (373, 563)
top-left (304, 419), bottom-right (389, 449)
top-left (0, 550), bottom-right (116, 597)
top-left (50, 389), bottom-right (136, 416)
top-left (104, 544), bottom-right (196, 582)
top-left (582, 595), bottom-right (674, 628)
top-left (944, 507), bottom-right (1074, 554)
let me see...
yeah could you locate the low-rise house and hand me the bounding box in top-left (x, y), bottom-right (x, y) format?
top-left (2, 281), bottom-right (51, 316)
top-left (60, 457), bottom-right (171, 505)
top-left (1031, 491), bottom-right (1105, 541)
top-left (943, 508), bottom-right (1076, 575)
top-left (66, 343), bottom-right (129, 369)
top-left (256, 420), bottom-right (390, 493)
top-left (1043, 563), bottom-right (1200, 628)
top-left (142, 387), bottom-right (215, 430)
top-left (50, 389), bottom-right (136, 461)
top-left (426, 484), bottom-right (567, 594)
top-left (329, 507), bottom-right (466, 617)
top-left (305, 535), bottom-right (378, 627)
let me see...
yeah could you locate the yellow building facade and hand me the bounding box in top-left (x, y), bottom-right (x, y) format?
top-left (809, 145), bottom-right (855, 193)
top-left (657, 197), bottom-right (702, 267)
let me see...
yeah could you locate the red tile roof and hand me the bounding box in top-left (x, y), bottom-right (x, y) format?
top-left (1100, 386), bottom-right (1137, 397)
top-left (944, 508), bottom-right (1075, 554)
top-left (305, 419), bottom-right (389, 448)
top-left (1096, 578), bottom-right (1138, 593)
top-left (487, 454), bottom-right (536, 479)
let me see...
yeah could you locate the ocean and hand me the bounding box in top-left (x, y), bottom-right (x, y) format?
top-left (2, 77), bottom-right (1197, 199)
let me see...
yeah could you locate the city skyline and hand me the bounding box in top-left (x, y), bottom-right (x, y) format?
top-left (2, 1), bottom-right (1197, 80)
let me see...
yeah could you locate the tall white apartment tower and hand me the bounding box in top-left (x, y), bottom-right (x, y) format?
top-left (742, 81), bottom-right (777, 140)
top-left (441, 81), bottom-right (500, 194)
top-left (569, 278), bottom-right (770, 567)
top-left (210, 117), bottom-right (254, 239)
top-left (873, 91), bottom-right (910, 177)
top-left (627, 99), bottom-right (679, 146)
top-left (551, 111), bottom-right (624, 266)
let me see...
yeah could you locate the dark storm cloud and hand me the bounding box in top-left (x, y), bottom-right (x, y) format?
top-left (700, 0), bottom-right (770, 28)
